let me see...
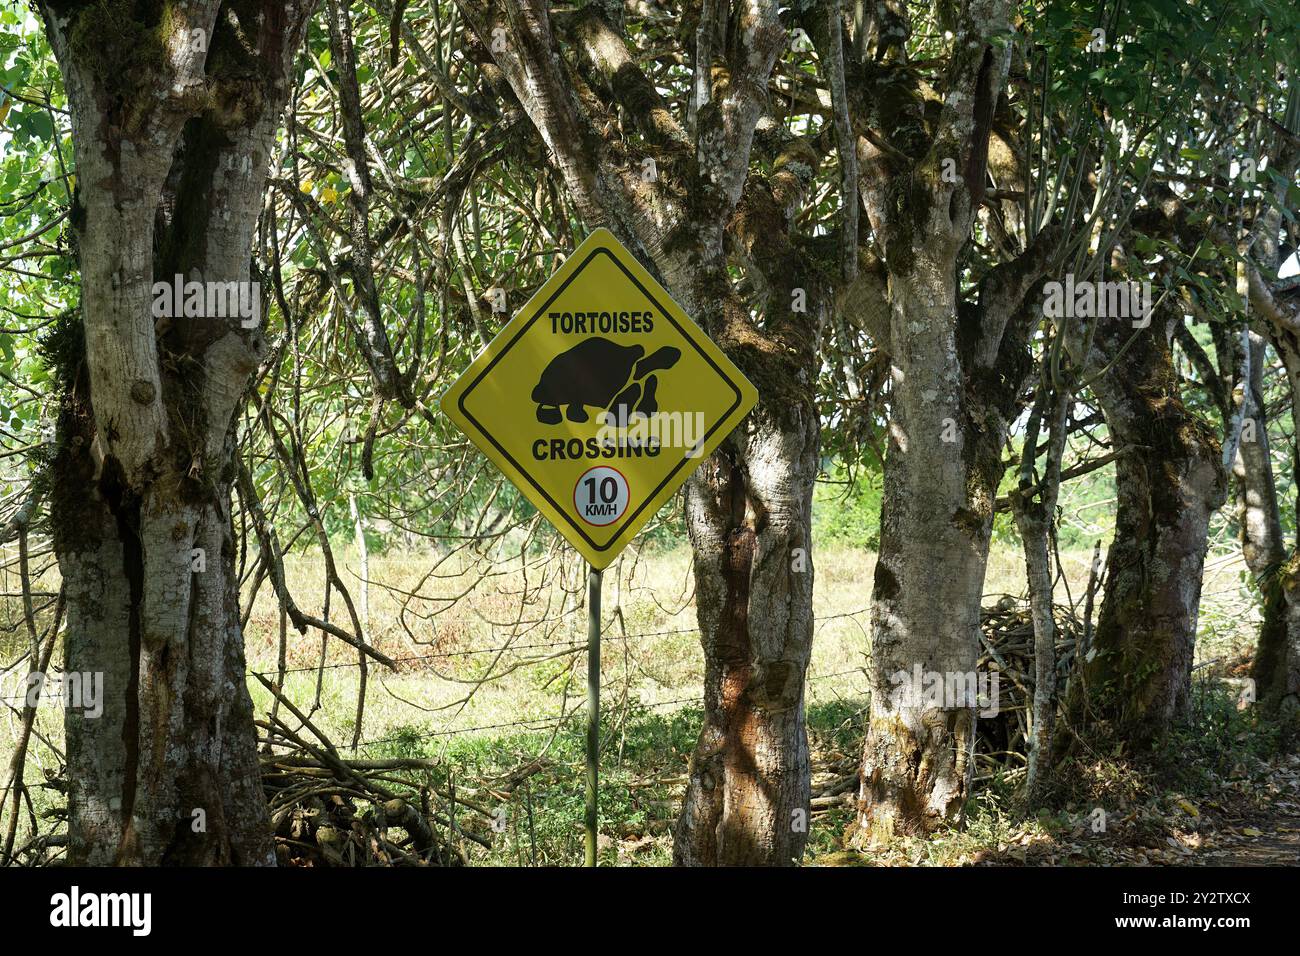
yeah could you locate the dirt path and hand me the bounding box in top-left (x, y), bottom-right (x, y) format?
top-left (1197, 815), bottom-right (1300, 865)
top-left (1194, 753), bottom-right (1300, 866)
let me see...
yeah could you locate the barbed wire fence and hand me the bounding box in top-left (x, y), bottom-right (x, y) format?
top-left (0, 479), bottom-right (1265, 869)
top-left (0, 500), bottom-right (876, 866)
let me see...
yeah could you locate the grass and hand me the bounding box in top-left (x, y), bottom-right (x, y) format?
top-left (0, 531), bottom-right (1268, 866)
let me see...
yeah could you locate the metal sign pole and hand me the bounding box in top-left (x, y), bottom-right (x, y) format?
top-left (438, 229), bottom-right (756, 866)
top-left (584, 565), bottom-right (602, 867)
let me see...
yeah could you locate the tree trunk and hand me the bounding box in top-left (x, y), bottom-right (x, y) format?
top-left (1256, 329), bottom-right (1300, 716)
top-left (1218, 330), bottom-right (1288, 709)
top-left (1242, 97), bottom-right (1300, 718)
top-left (854, 250), bottom-right (1014, 840)
top-left (674, 398), bottom-right (819, 865)
top-left (1013, 377), bottom-right (1070, 802)
top-left (55, 421), bottom-right (272, 864)
top-left (668, 101), bottom-right (831, 861)
top-left (1068, 314), bottom-right (1226, 745)
top-left (849, 0), bottom-right (1056, 840)
top-left (40, 0), bottom-right (315, 865)
top-left (673, 251), bottom-right (824, 864)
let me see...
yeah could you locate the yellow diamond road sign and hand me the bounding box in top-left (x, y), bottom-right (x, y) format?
top-left (441, 228), bottom-right (758, 569)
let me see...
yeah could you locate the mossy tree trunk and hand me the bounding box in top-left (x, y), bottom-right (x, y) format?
top-left (847, 0), bottom-right (1060, 841)
top-left (1257, 329), bottom-right (1300, 716)
top-left (673, 182), bottom-right (828, 866)
top-left (39, 0), bottom-right (316, 865)
top-left (464, 0), bottom-right (828, 864)
top-left (1245, 122), bottom-right (1300, 719)
top-left (1065, 309), bottom-right (1226, 747)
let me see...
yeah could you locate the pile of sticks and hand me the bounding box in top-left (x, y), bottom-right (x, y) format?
top-left (256, 675), bottom-right (491, 866)
top-left (975, 597), bottom-right (1085, 774)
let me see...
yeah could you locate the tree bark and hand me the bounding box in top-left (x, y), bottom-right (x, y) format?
top-left (40, 0), bottom-right (316, 865)
top-left (1012, 375), bottom-right (1069, 802)
top-left (675, 385), bottom-right (819, 865)
top-left (1218, 330), bottom-right (1289, 707)
top-left (465, 0), bottom-right (827, 864)
top-left (1244, 103), bottom-right (1300, 718)
top-left (1256, 329), bottom-right (1300, 715)
top-left (1066, 311), bottom-right (1226, 745)
top-left (673, 211), bottom-right (828, 864)
top-left (857, 254), bottom-right (990, 838)
top-left (849, 0), bottom-right (1061, 841)
top-left (665, 31), bottom-right (827, 860)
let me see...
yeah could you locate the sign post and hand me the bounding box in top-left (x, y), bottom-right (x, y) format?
top-left (441, 228), bottom-right (757, 865)
top-left (585, 566), bottom-right (601, 867)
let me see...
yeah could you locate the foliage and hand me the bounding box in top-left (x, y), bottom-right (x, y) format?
top-left (813, 466), bottom-right (882, 550)
top-left (1, 0), bottom-right (1299, 865)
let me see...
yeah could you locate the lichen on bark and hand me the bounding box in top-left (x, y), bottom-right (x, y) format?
top-left (64, 0), bottom-right (170, 135)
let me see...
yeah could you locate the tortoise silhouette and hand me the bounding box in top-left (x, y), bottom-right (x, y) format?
top-left (532, 338), bottom-right (681, 425)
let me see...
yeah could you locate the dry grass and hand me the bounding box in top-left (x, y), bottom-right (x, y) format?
top-left (0, 535), bottom-right (1262, 865)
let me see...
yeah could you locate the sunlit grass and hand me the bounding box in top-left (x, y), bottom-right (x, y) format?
top-left (0, 535), bottom-right (1264, 865)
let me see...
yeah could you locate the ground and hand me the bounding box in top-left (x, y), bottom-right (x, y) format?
top-left (1, 534), bottom-right (1292, 866)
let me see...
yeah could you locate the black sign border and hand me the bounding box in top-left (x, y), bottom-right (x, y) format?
top-left (457, 246), bottom-right (745, 553)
